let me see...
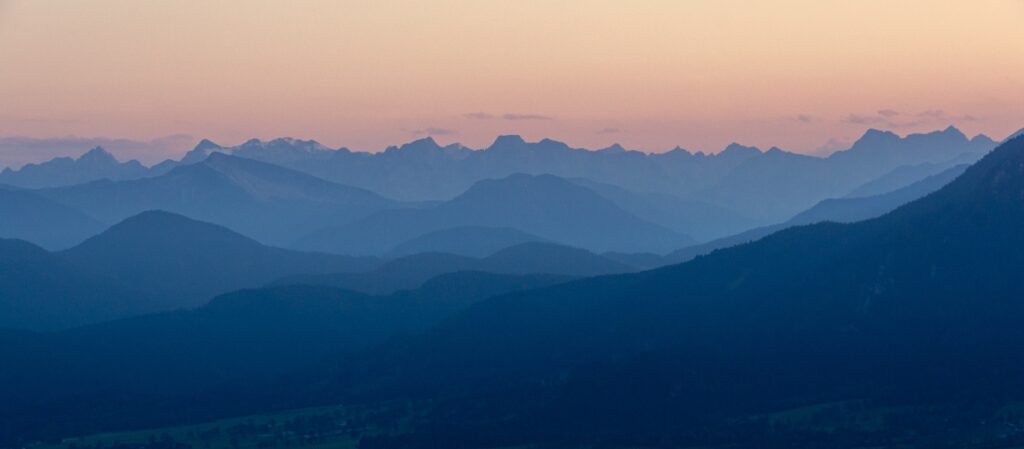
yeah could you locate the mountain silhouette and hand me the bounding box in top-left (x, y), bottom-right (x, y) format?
top-left (0, 147), bottom-right (151, 188)
top-left (665, 162), bottom-right (969, 265)
top-left (276, 241), bottom-right (631, 295)
top-left (786, 163), bottom-right (967, 225)
top-left (0, 135), bottom-right (1020, 447)
top-left (61, 210), bottom-right (379, 311)
top-left (272, 134), bottom-right (1024, 447)
top-left (0, 187), bottom-right (105, 249)
top-left (2, 128), bottom-right (993, 234)
top-left (0, 271), bottom-right (569, 441)
top-left (40, 153), bottom-right (397, 245)
top-left (173, 129), bottom-right (993, 228)
top-left (294, 173), bottom-right (692, 255)
top-left (700, 127), bottom-right (994, 221)
top-left (0, 238), bottom-right (138, 330)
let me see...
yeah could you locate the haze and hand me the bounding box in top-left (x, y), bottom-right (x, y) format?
top-left (1, 0), bottom-right (1022, 157)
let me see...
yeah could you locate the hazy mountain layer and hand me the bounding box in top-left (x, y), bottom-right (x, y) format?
top-left (294, 173), bottom-right (692, 255)
top-left (39, 153), bottom-right (398, 246)
top-left (276, 241), bottom-right (630, 295)
top-left (0, 187), bottom-right (105, 250)
top-left (61, 210), bottom-right (379, 311)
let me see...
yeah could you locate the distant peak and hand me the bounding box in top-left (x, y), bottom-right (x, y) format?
top-left (78, 146), bottom-right (118, 163)
top-left (971, 134), bottom-right (996, 146)
top-left (720, 142), bottom-right (761, 156)
top-left (194, 138), bottom-right (221, 151)
top-left (666, 146), bottom-right (694, 156)
top-left (490, 135), bottom-right (526, 148)
top-left (863, 128), bottom-right (898, 138)
top-left (851, 128), bottom-right (901, 148)
top-left (242, 138), bottom-right (263, 147)
top-left (393, 136), bottom-right (442, 153)
top-left (268, 137), bottom-right (309, 145)
top-left (599, 143), bottom-right (626, 153)
top-left (937, 125), bottom-right (968, 140)
top-left (410, 136), bottom-right (438, 146)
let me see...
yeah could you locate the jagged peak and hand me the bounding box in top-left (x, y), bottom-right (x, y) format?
top-left (78, 146), bottom-right (117, 163)
top-left (849, 128), bottom-right (901, 149)
top-left (720, 142), bottom-right (761, 156)
top-left (941, 124), bottom-right (965, 136)
top-left (861, 128), bottom-right (900, 139)
top-left (193, 138), bottom-right (222, 152)
top-left (489, 135), bottom-right (527, 149)
top-left (388, 137), bottom-right (443, 153)
top-left (408, 136), bottom-right (439, 147)
top-left (598, 143), bottom-right (626, 153)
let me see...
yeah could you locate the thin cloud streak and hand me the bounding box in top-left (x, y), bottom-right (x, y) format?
top-left (501, 113), bottom-right (552, 121)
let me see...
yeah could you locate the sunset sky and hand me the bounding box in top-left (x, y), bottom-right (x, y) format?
top-left (1, 0), bottom-right (1022, 163)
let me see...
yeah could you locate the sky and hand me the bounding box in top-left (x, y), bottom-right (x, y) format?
top-left (1, 0), bottom-right (1023, 164)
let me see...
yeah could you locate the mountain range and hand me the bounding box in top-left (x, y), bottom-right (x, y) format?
top-left (289, 133), bottom-right (1024, 447)
top-left (275, 241), bottom-right (632, 295)
top-left (664, 162), bottom-right (970, 265)
top-left (293, 173), bottom-right (693, 255)
top-left (0, 147), bottom-right (150, 189)
top-left (0, 211), bottom-right (379, 330)
top-left (0, 270), bottom-right (571, 440)
top-left (0, 127), bottom-right (1019, 448)
top-left (0, 186), bottom-right (106, 250)
top-left (1, 126), bottom-right (998, 228)
top-left (37, 153), bottom-right (398, 246)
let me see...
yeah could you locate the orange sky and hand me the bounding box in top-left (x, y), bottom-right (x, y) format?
top-left (1, 0), bottom-right (1022, 157)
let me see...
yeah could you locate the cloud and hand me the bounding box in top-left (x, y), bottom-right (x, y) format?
top-left (462, 112), bottom-right (495, 120)
top-left (843, 114), bottom-right (887, 126)
top-left (502, 113), bottom-right (552, 121)
top-left (411, 127), bottom-right (458, 136)
top-left (462, 112), bottom-right (553, 121)
top-left (795, 114), bottom-right (815, 124)
top-left (813, 137), bottom-right (851, 156)
top-left (843, 109), bottom-right (978, 129)
top-left (914, 109), bottom-right (977, 122)
top-left (596, 127), bottom-right (622, 134)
